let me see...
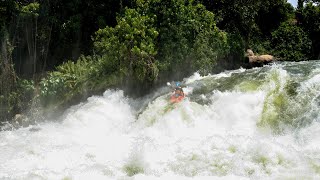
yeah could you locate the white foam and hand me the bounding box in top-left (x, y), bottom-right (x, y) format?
top-left (1, 64), bottom-right (320, 179)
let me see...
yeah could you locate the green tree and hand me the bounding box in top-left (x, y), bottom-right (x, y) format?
top-left (200, 0), bottom-right (261, 47)
top-left (19, 2), bottom-right (40, 76)
top-left (256, 0), bottom-right (294, 37)
top-left (200, 0), bottom-right (295, 54)
top-left (0, 2), bottom-right (19, 122)
top-left (0, 1), bottom-right (38, 122)
top-left (94, 8), bottom-right (159, 82)
top-left (0, 28), bottom-right (18, 121)
top-left (270, 21), bottom-right (311, 61)
top-left (298, 2), bottom-right (320, 59)
top-left (43, 0), bottom-right (134, 69)
top-left (136, 0), bottom-right (228, 76)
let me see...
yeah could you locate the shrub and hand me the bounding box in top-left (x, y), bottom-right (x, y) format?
top-left (39, 55), bottom-right (121, 107)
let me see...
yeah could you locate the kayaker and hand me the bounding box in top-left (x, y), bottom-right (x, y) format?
top-left (169, 82), bottom-right (185, 103)
top-left (173, 82), bottom-right (184, 97)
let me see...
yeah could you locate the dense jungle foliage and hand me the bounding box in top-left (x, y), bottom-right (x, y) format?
top-left (0, 0), bottom-right (320, 123)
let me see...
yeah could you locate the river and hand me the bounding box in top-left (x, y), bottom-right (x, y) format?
top-left (1, 61), bottom-right (320, 179)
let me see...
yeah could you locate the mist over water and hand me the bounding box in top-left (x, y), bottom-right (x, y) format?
top-left (1, 61), bottom-right (320, 179)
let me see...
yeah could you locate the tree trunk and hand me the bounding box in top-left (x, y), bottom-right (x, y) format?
top-left (33, 16), bottom-right (38, 78)
top-left (0, 30), bottom-right (17, 122)
top-left (42, 23), bottom-right (52, 72)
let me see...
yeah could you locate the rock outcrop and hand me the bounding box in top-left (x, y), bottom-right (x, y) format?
top-left (246, 49), bottom-right (275, 64)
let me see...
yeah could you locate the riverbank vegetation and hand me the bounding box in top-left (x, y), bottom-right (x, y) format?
top-left (1, 0), bottom-right (319, 123)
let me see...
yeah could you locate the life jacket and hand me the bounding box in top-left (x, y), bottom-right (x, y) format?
top-left (170, 90), bottom-right (185, 103)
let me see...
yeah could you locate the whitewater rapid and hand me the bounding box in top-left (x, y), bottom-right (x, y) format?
top-left (1, 61), bottom-right (320, 179)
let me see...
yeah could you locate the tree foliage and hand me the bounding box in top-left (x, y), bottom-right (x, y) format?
top-left (271, 21), bottom-right (312, 61)
top-left (297, 2), bottom-right (320, 59)
top-left (94, 8), bottom-right (159, 82)
top-left (94, 0), bottom-right (229, 79)
top-left (39, 55), bottom-right (120, 107)
top-left (148, 0), bottom-right (228, 75)
top-left (200, 0), bottom-right (295, 48)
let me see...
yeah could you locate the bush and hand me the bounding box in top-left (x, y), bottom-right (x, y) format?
top-left (0, 78), bottom-right (34, 122)
top-left (39, 55), bottom-right (121, 107)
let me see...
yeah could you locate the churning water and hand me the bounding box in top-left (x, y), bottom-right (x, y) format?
top-left (1, 61), bottom-right (320, 179)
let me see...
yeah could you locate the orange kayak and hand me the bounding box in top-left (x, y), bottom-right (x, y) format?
top-left (170, 94), bottom-right (185, 103)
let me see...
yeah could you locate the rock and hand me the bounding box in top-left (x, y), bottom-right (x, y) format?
top-left (13, 114), bottom-right (29, 127)
top-left (14, 114), bottom-right (24, 123)
top-left (29, 126), bottom-right (41, 132)
top-left (247, 49), bottom-right (254, 56)
top-left (246, 49), bottom-right (275, 64)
